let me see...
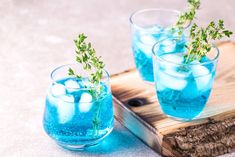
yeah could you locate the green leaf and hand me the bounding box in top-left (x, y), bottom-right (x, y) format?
top-left (68, 68), bottom-right (75, 76)
top-left (223, 30), bottom-right (233, 37)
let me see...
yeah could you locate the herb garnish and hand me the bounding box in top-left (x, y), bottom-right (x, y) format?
top-left (68, 33), bottom-right (105, 136)
top-left (185, 20), bottom-right (233, 62)
top-left (173, 0), bottom-right (233, 63)
top-left (167, 0), bottom-right (200, 37)
top-left (68, 33), bottom-right (105, 87)
top-left (176, 0), bottom-right (200, 29)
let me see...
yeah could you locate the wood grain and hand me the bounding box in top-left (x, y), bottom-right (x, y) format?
top-left (111, 42), bottom-right (235, 157)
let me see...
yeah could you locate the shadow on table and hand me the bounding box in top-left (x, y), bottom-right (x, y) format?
top-left (64, 128), bottom-right (142, 155)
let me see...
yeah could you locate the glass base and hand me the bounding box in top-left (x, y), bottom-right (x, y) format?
top-left (58, 142), bottom-right (98, 151)
top-left (136, 69), bottom-right (154, 83)
top-left (139, 74), bottom-right (154, 84)
top-left (139, 75), bottom-right (154, 84)
top-left (56, 127), bottom-right (113, 151)
top-left (164, 112), bottom-right (203, 122)
top-left (143, 80), bottom-right (155, 85)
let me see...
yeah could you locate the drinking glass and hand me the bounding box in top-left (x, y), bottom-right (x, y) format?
top-left (130, 8), bottom-right (189, 83)
top-left (43, 64), bottom-right (114, 150)
top-left (152, 37), bottom-right (219, 120)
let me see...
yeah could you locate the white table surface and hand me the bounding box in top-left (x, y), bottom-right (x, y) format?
top-left (0, 0), bottom-right (234, 156)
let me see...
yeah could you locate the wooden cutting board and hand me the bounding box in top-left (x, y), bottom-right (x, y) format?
top-left (110, 42), bottom-right (235, 157)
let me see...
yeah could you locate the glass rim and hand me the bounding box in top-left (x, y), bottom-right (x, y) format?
top-left (50, 63), bottom-right (110, 90)
top-left (152, 37), bottom-right (220, 66)
top-left (129, 8), bottom-right (191, 30)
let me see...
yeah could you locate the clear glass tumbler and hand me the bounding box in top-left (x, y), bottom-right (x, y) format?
top-left (152, 37), bottom-right (219, 120)
top-left (43, 64), bottom-right (114, 150)
top-left (130, 8), bottom-right (189, 83)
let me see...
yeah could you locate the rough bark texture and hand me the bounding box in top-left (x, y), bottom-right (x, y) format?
top-left (164, 117), bottom-right (235, 157)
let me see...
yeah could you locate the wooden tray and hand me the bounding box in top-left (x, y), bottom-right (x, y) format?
top-left (110, 42), bottom-right (235, 157)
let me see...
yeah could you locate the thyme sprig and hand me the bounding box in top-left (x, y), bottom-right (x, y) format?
top-left (173, 0), bottom-right (233, 62)
top-left (176, 0), bottom-right (200, 29)
top-left (167, 0), bottom-right (200, 36)
top-left (68, 33), bottom-right (105, 136)
top-left (68, 33), bottom-right (105, 89)
top-left (185, 20), bottom-right (233, 62)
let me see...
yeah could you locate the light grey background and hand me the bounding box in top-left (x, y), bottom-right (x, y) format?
top-left (0, 0), bottom-right (234, 156)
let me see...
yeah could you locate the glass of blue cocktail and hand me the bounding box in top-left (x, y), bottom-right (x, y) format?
top-left (152, 36), bottom-right (219, 120)
top-left (43, 64), bottom-right (114, 150)
top-left (130, 8), bottom-right (190, 83)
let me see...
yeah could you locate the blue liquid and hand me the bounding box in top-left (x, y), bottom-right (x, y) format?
top-left (132, 26), bottom-right (186, 82)
top-left (43, 78), bottom-right (114, 149)
top-left (154, 53), bottom-right (215, 120)
top-left (132, 43), bottom-right (154, 82)
top-left (157, 89), bottom-right (211, 120)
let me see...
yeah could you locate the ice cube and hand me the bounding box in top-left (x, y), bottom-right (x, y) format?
top-left (46, 92), bottom-right (58, 106)
top-left (57, 99), bottom-right (75, 124)
top-left (160, 38), bottom-right (176, 52)
top-left (79, 92), bottom-right (93, 103)
top-left (139, 34), bottom-right (157, 46)
top-left (157, 70), bottom-right (187, 91)
top-left (135, 32), bottom-right (158, 57)
top-left (150, 25), bottom-right (163, 38)
top-left (79, 92), bottom-right (93, 112)
top-left (161, 54), bottom-right (191, 78)
top-left (165, 67), bottom-right (191, 78)
top-left (51, 84), bottom-right (66, 97)
top-left (64, 79), bottom-right (80, 89)
top-left (136, 42), bottom-right (152, 58)
top-left (79, 103), bottom-right (93, 113)
top-left (137, 25), bottom-right (162, 36)
top-left (145, 25), bottom-right (162, 33)
top-left (61, 95), bottom-right (75, 103)
top-left (190, 60), bottom-right (199, 64)
top-left (81, 79), bottom-right (92, 88)
top-left (162, 54), bottom-right (184, 64)
top-left (135, 25), bottom-right (161, 42)
top-left (192, 65), bottom-right (212, 91)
